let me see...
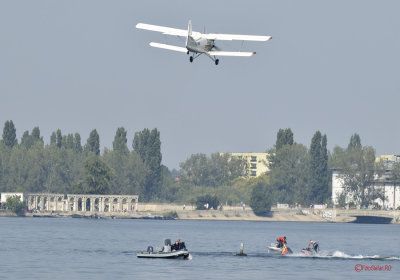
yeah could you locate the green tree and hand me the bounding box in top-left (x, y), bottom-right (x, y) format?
top-left (2, 120), bottom-right (17, 147)
top-left (347, 133), bottom-right (361, 151)
top-left (65, 134), bottom-right (74, 150)
top-left (86, 129), bottom-right (100, 155)
top-left (179, 153), bottom-right (208, 186)
top-left (31, 127), bottom-right (43, 144)
top-left (50, 132), bottom-right (56, 146)
top-left (20, 127), bottom-right (44, 149)
top-left (275, 128), bottom-right (294, 151)
top-left (333, 134), bottom-right (383, 207)
top-left (250, 181), bottom-right (273, 216)
top-left (268, 128), bottom-right (295, 169)
top-left (268, 143), bottom-right (309, 205)
top-left (6, 195), bottom-right (25, 215)
top-left (321, 134), bottom-right (330, 197)
top-left (113, 127), bottom-right (129, 154)
top-left (56, 129), bottom-right (62, 148)
top-left (308, 131), bottom-right (330, 203)
top-left (103, 148), bottom-right (148, 196)
top-left (20, 130), bottom-right (32, 149)
top-left (83, 156), bottom-right (114, 194)
top-left (179, 153), bottom-right (247, 186)
top-left (133, 128), bottom-right (162, 201)
top-left (74, 133), bottom-right (83, 153)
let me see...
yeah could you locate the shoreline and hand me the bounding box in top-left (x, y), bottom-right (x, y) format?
top-left (3, 204), bottom-right (399, 224)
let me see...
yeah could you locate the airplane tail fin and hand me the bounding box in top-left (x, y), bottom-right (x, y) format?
top-left (186, 20), bottom-right (192, 47)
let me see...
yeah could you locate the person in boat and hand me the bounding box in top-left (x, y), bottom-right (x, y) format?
top-left (307, 239), bottom-right (319, 253)
top-left (277, 236), bottom-right (287, 248)
top-left (171, 239), bottom-right (186, 251)
top-left (171, 240), bottom-right (180, 251)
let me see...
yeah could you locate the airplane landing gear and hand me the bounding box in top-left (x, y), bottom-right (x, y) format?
top-left (215, 59), bottom-right (219, 65)
top-left (190, 56), bottom-right (193, 63)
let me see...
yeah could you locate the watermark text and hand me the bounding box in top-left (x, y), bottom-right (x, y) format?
top-left (354, 264), bottom-right (391, 272)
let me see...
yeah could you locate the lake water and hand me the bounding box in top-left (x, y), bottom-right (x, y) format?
top-left (0, 217), bottom-right (399, 279)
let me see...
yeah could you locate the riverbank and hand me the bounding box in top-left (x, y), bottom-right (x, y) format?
top-left (4, 203), bottom-right (399, 223)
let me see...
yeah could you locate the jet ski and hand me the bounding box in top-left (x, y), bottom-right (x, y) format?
top-left (301, 242), bottom-right (319, 255)
top-left (268, 243), bottom-right (293, 255)
top-left (137, 239), bottom-right (190, 259)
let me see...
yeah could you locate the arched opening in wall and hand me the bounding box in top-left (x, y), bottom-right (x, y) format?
top-left (69, 197), bottom-right (74, 211)
top-left (112, 198), bottom-right (118, 212)
top-left (104, 198), bottom-right (110, 212)
top-left (86, 199), bottom-right (91, 211)
top-left (30, 196), bottom-right (35, 210)
top-left (57, 197), bottom-right (63, 211)
top-left (94, 198), bottom-right (100, 212)
top-left (78, 198), bottom-right (83, 211)
top-left (43, 197), bottom-right (48, 211)
top-left (49, 197), bottom-right (55, 211)
top-left (37, 197), bottom-right (42, 211)
top-left (122, 198), bottom-right (127, 212)
top-left (130, 199), bottom-right (136, 211)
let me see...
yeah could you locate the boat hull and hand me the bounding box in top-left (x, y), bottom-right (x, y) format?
top-left (137, 250), bottom-right (189, 259)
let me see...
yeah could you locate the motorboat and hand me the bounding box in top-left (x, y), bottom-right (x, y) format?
top-left (137, 239), bottom-right (190, 259)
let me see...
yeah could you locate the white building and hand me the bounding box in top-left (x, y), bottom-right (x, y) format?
top-left (332, 157), bottom-right (400, 209)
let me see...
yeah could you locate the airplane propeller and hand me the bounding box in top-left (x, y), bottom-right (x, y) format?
top-left (213, 45), bottom-right (222, 51)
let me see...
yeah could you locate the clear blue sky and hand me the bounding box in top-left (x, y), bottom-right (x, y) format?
top-left (1, 0), bottom-right (399, 169)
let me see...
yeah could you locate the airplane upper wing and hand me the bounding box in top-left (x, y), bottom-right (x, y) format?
top-left (137, 23), bottom-right (271, 41)
top-left (207, 50), bottom-right (255, 57)
top-left (136, 23), bottom-right (200, 37)
top-left (204, 33), bottom-right (272, 41)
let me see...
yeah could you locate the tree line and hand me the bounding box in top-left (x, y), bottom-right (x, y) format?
top-left (0, 120), bottom-right (166, 201)
top-left (1, 120), bottom-right (392, 212)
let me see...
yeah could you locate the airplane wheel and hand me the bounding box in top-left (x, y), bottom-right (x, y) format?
top-left (190, 56), bottom-right (193, 63)
top-left (215, 59), bottom-right (219, 65)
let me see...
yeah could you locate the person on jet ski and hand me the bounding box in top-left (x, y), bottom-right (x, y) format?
top-left (277, 236), bottom-right (287, 248)
top-left (307, 239), bottom-right (319, 253)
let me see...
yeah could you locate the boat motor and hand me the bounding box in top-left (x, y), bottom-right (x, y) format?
top-left (164, 239), bottom-right (171, 252)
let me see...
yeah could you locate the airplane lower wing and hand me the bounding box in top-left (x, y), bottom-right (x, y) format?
top-left (149, 42), bottom-right (188, 53)
top-left (207, 50), bottom-right (255, 57)
top-left (204, 34), bottom-right (272, 41)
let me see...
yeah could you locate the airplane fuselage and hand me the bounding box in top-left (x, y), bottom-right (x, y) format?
top-left (186, 36), bottom-right (214, 54)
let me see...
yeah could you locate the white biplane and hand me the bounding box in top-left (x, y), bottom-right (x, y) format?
top-left (136, 20), bottom-right (272, 65)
